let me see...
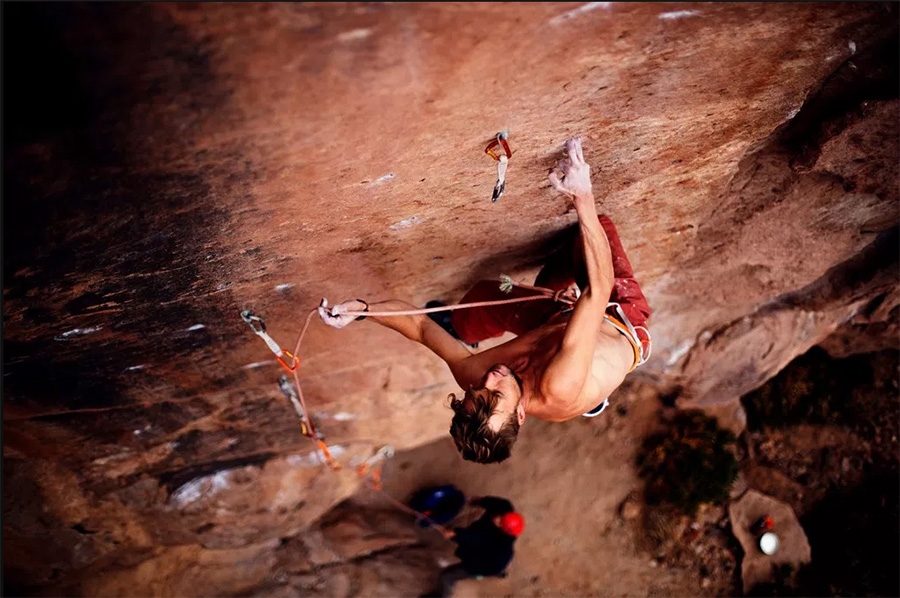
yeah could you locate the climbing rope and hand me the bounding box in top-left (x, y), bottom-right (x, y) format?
top-left (355, 446), bottom-right (453, 536)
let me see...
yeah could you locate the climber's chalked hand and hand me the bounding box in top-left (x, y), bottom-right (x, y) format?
top-left (317, 298), bottom-right (368, 329)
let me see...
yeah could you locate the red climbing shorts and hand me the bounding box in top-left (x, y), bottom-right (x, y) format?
top-left (451, 215), bottom-right (652, 345)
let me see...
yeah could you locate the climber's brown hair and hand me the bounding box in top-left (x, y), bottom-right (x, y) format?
top-left (448, 388), bottom-right (520, 464)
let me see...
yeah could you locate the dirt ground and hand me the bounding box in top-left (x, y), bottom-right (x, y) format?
top-left (346, 379), bottom-right (722, 598)
top-left (319, 348), bottom-right (899, 598)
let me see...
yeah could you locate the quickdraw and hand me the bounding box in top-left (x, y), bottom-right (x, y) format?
top-left (355, 444), bottom-right (394, 491)
top-left (484, 130), bottom-right (513, 203)
top-left (277, 375), bottom-right (318, 440)
top-left (241, 310), bottom-right (299, 373)
top-left (604, 302), bottom-right (653, 372)
top-left (242, 308), bottom-right (341, 470)
top-left (484, 130), bottom-right (512, 162)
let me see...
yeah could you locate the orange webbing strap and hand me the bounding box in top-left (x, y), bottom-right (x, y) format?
top-left (356, 462), bottom-right (382, 490)
top-left (316, 438), bottom-right (342, 471)
top-left (276, 351), bottom-right (299, 373)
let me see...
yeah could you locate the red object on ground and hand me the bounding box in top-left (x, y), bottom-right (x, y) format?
top-left (752, 515), bottom-right (775, 533)
top-left (497, 511), bottom-right (525, 537)
top-left (451, 215), bottom-right (652, 344)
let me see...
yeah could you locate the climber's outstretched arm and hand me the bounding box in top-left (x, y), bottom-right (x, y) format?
top-left (370, 300), bottom-right (472, 364)
top-left (319, 298), bottom-right (472, 366)
top-left (541, 137), bottom-right (616, 404)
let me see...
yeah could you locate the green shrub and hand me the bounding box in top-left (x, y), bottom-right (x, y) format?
top-left (637, 410), bottom-right (739, 515)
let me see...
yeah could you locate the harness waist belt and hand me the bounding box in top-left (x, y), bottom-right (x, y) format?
top-left (603, 302), bottom-right (651, 372)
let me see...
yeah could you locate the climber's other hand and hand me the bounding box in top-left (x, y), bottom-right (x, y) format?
top-left (548, 136), bottom-right (592, 200)
top-left (554, 282), bottom-right (582, 305)
top-left (317, 298), bottom-right (367, 329)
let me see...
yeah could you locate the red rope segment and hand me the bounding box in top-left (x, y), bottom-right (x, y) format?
top-left (358, 462), bottom-right (451, 536)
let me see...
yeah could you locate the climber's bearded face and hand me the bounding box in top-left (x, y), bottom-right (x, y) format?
top-left (478, 364), bottom-right (525, 430)
top-left (447, 365), bottom-right (525, 465)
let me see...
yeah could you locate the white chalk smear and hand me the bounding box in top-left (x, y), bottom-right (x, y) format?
top-left (54, 326), bottom-right (102, 341)
top-left (170, 470), bottom-right (235, 507)
top-left (848, 41), bottom-right (856, 54)
top-left (390, 215), bottom-right (422, 231)
top-left (275, 283), bottom-right (295, 292)
top-left (367, 173), bottom-right (395, 186)
top-left (338, 28), bottom-right (372, 42)
top-left (186, 324), bottom-right (206, 331)
top-left (91, 451), bottom-right (132, 466)
top-left (658, 10), bottom-right (700, 20)
top-left (331, 412), bottom-right (357, 422)
top-left (549, 2), bottom-right (611, 25)
top-left (125, 364), bottom-right (147, 372)
top-left (243, 360), bottom-right (277, 369)
top-left (286, 445), bottom-right (347, 468)
top-left (666, 340), bottom-right (694, 366)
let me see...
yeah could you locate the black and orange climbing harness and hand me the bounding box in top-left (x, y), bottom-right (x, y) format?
top-left (240, 275), bottom-right (651, 530)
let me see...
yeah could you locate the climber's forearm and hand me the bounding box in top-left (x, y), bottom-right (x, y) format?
top-left (363, 300), bottom-right (472, 366)
top-left (366, 300), bottom-right (427, 343)
top-left (574, 193), bottom-right (615, 302)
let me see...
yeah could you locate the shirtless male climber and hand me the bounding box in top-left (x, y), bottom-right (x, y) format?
top-left (319, 137), bottom-right (652, 464)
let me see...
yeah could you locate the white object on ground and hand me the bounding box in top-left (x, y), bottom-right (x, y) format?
top-left (759, 532), bottom-right (779, 555)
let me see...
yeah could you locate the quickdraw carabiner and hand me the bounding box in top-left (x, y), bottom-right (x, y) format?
top-left (356, 445), bottom-right (394, 489)
top-left (484, 130), bottom-right (512, 161)
top-left (278, 375), bottom-right (320, 439)
top-left (485, 131), bottom-right (512, 202)
top-left (241, 310), bottom-right (299, 373)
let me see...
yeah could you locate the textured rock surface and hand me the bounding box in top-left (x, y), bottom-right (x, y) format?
top-left (3, 2), bottom-right (898, 595)
top-left (728, 489), bottom-right (812, 594)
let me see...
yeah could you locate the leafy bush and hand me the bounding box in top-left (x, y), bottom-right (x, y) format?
top-left (637, 410), bottom-right (739, 515)
top-left (741, 346), bottom-right (898, 431)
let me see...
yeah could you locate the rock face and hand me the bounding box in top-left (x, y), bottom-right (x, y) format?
top-left (728, 489), bottom-right (812, 594)
top-left (3, 3), bottom-right (897, 595)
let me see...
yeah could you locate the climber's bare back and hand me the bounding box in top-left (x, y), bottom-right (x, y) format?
top-left (448, 315), bottom-right (635, 422)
